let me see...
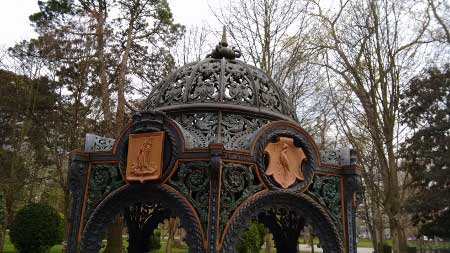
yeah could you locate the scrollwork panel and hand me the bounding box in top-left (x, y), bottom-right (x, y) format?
top-left (83, 163), bottom-right (125, 228)
top-left (219, 163), bottom-right (263, 237)
top-left (168, 161), bottom-right (210, 232)
top-left (307, 174), bottom-right (343, 240)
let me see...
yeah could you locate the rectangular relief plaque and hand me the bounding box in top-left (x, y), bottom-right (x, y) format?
top-left (126, 132), bottom-right (165, 182)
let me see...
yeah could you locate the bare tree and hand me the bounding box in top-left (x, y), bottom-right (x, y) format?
top-left (172, 25), bottom-right (213, 66)
top-left (428, 0), bottom-right (450, 43)
top-left (330, 85), bottom-right (387, 252)
top-left (213, 0), bottom-right (335, 142)
top-left (213, 0), bottom-right (316, 80)
top-left (308, 0), bottom-right (432, 251)
top-left (166, 218), bottom-right (177, 253)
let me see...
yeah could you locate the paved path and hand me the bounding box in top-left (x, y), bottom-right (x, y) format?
top-left (298, 244), bottom-right (373, 252)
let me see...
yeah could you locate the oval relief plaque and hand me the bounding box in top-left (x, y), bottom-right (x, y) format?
top-left (264, 137), bottom-right (306, 188)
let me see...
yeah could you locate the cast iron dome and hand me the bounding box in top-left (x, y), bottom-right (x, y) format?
top-left (69, 29), bottom-right (361, 253)
top-left (143, 27), bottom-right (297, 150)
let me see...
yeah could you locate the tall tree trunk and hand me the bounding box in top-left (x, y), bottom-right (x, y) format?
top-left (63, 187), bottom-right (71, 245)
top-left (95, 10), bottom-right (112, 135)
top-left (105, 10), bottom-right (136, 253)
top-left (265, 234), bottom-right (272, 253)
top-left (0, 192), bottom-right (5, 253)
top-left (389, 217), bottom-right (407, 253)
top-left (94, 6), bottom-right (124, 252)
top-left (104, 216), bottom-right (124, 253)
top-left (306, 225), bottom-right (314, 253)
top-left (385, 136), bottom-right (407, 253)
top-left (0, 188), bottom-right (17, 253)
top-left (0, 230), bottom-right (5, 253)
top-left (362, 190), bottom-right (377, 252)
top-left (166, 218), bottom-right (177, 253)
top-left (116, 7), bottom-right (135, 134)
top-left (373, 200), bottom-right (385, 253)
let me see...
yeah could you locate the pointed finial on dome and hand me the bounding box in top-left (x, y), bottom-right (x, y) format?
top-left (220, 26), bottom-right (228, 47)
top-left (206, 26), bottom-right (241, 60)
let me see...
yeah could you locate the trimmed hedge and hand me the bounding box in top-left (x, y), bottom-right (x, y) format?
top-left (10, 203), bottom-right (63, 253)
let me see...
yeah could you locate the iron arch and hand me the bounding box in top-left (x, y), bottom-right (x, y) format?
top-left (80, 184), bottom-right (205, 253)
top-left (220, 190), bottom-right (343, 253)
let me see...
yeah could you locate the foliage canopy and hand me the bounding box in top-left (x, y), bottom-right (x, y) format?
top-left (237, 222), bottom-right (268, 253)
top-left (401, 66), bottom-right (450, 239)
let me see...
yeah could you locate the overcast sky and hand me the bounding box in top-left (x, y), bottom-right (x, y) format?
top-left (0, 0), bottom-right (222, 48)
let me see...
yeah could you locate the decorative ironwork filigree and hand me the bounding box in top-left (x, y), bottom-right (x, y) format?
top-left (221, 113), bottom-right (269, 150)
top-left (220, 191), bottom-right (343, 253)
top-left (320, 148), bottom-right (359, 166)
top-left (320, 150), bottom-right (340, 164)
top-left (189, 61), bottom-right (221, 103)
top-left (124, 203), bottom-right (171, 252)
top-left (257, 208), bottom-right (307, 252)
top-left (69, 33), bottom-right (363, 253)
top-left (83, 163), bottom-right (125, 227)
top-left (67, 155), bottom-right (88, 252)
top-left (84, 133), bottom-right (115, 152)
top-left (219, 163), bottom-right (262, 237)
top-left (170, 113), bottom-right (218, 148)
top-left (307, 175), bottom-right (343, 238)
top-left (249, 67), bottom-right (283, 113)
top-left (344, 175), bottom-right (363, 252)
top-left (168, 161), bottom-right (210, 232)
top-left (143, 56), bottom-right (297, 121)
top-left (80, 184), bottom-right (204, 252)
top-left (126, 203), bottom-right (166, 229)
top-left (145, 62), bottom-right (196, 108)
top-left (223, 62), bottom-right (254, 106)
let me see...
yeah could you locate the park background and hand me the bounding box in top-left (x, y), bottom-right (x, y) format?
top-left (0, 0), bottom-right (449, 252)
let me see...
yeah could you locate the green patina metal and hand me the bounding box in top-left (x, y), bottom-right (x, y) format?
top-left (307, 174), bottom-right (343, 238)
top-left (84, 163), bottom-right (125, 227)
top-left (69, 28), bottom-right (362, 252)
top-left (168, 161), bottom-right (210, 232)
top-left (219, 163), bottom-right (262, 237)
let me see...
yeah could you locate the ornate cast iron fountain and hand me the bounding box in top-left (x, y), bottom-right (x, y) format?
top-left (68, 28), bottom-right (362, 253)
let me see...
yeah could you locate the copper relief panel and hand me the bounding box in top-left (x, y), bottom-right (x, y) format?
top-left (264, 137), bottom-right (306, 188)
top-left (126, 132), bottom-right (165, 182)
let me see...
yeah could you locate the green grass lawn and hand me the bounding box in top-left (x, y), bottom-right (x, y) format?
top-left (4, 234), bottom-right (450, 252)
top-left (357, 238), bottom-right (374, 247)
top-left (2, 235), bottom-right (62, 253)
top-left (2, 236), bottom-right (320, 253)
top-left (2, 235), bottom-right (190, 253)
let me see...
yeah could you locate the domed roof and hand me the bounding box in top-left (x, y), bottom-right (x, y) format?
top-left (144, 30), bottom-right (297, 122)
